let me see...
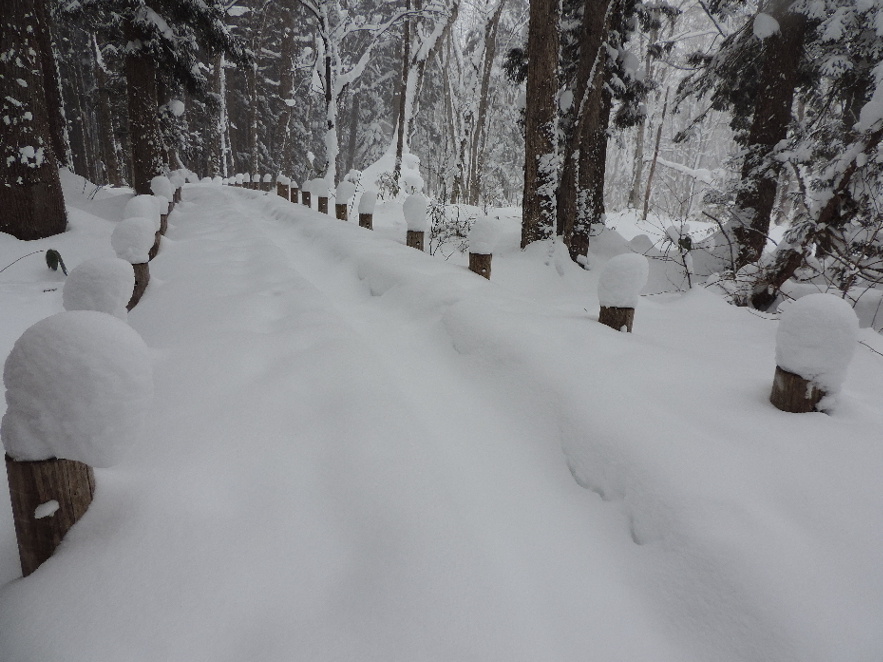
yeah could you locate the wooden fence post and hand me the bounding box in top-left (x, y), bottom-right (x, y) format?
top-left (5, 455), bottom-right (95, 576)
top-left (468, 252), bottom-right (492, 279)
top-left (406, 230), bottom-right (425, 251)
top-left (598, 306), bottom-right (636, 333)
top-left (596, 254), bottom-right (649, 333)
top-left (358, 189), bottom-right (376, 230)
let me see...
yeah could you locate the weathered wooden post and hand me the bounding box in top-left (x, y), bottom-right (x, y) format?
top-left (276, 175), bottom-right (291, 200)
top-left (290, 179), bottom-right (300, 204)
top-left (112, 216), bottom-right (156, 309)
top-left (467, 215), bottom-right (499, 280)
top-left (359, 189), bottom-right (377, 229)
top-left (2, 311), bottom-right (153, 576)
top-left (404, 191), bottom-right (428, 251)
top-left (335, 181), bottom-right (356, 220)
top-left (770, 293), bottom-right (858, 413)
top-left (597, 253), bottom-right (649, 332)
top-left (313, 178), bottom-right (330, 214)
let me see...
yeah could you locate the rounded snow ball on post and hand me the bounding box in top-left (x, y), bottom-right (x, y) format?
top-left (468, 215), bottom-right (499, 279)
top-left (262, 173), bottom-right (272, 192)
top-left (62, 257), bottom-right (135, 321)
top-left (150, 176), bottom-right (174, 212)
top-left (170, 172), bottom-right (185, 201)
top-left (2, 311), bottom-right (154, 467)
top-left (404, 191), bottom-right (428, 251)
top-left (124, 194), bottom-right (162, 258)
top-left (358, 189), bottom-right (377, 229)
top-left (597, 253), bottom-right (649, 332)
top-left (112, 217), bottom-right (155, 309)
top-left (251, 173), bottom-right (262, 190)
top-left (312, 178), bottom-right (330, 214)
top-left (771, 293), bottom-right (859, 413)
top-left (335, 181), bottom-right (356, 221)
top-left (234, 173), bottom-right (244, 188)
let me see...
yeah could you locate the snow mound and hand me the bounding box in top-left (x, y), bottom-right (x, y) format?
top-left (776, 293), bottom-right (858, 394)
top-left (123, 195), bottom-right (161, 230)
top-left (169, 172), bottom-right (185, 191)
top-left (597, 253), bottom-right (649, 308)
top-left (1, 311), bottom-right (154, 467)
top-left (150, 176), bottom-right (173, 201)
top-left (62, 257), bottom-right (135, 321)
top-left (468, 215), bottom-right (500, 254)
top-left (336, 181), bottom-right (356, 203)
top-left (359, 190), bottom-right (377, 214)
top-left (753, 13), bottom-right (780, 39)
top-left (403, 192), bottom-right (428, 231)
top-left (112, 217), bottom-right (156, 264)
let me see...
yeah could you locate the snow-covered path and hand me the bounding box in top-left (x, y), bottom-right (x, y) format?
top-left (1, 184), bottom-right (883, 661)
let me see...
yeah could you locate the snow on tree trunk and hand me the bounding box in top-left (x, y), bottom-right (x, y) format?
top-left (0, 0), bottom-right (67, 241)
top-left (520, 0), bottom-right (559, 248)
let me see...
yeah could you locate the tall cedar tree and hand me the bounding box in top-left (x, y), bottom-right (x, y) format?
top-left (0, 0), bottom-right (67, 240)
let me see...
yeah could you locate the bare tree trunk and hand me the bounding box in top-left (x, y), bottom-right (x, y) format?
top-left (93, 35), bottom-right (123, 186)
top-left (393, 1), bottom-right (412, 184)
top-left (34, 0), bottom-right (71, 170)
top-left (642, 88), bottom-right (668, 221)
top-left (521, 0), bottom-right (560, 248)
top-left (732, 0), bottom-right (807, 269)
top-left (0, 0), bottom-right (67, 240)
top-left (125, 13), bottom-right (164, 195)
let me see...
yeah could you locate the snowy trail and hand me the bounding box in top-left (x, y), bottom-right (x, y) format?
top-left (1, 185), bottom-right (882, 661)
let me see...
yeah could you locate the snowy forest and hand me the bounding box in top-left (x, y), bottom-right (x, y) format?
top-left (2, 1), bottom-right (883, 661)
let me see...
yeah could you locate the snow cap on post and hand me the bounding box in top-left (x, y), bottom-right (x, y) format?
top-left (336, 181), bottom-right (356, 204)
top-left (301, 179), bottom-right (312, 193)
top-left (597, 253), bottom-right (649, 308)
top-left (251, 173), bottom-right (261, 183)
top-left (150, 176), bottom-right (174, 200)
top-left (776, 293), bottom-right (859, 394)
top-left (112, 217), bottom-right (156, 264)
top-left (263, 173), bottom-right (272, 183)
top-left (358, 189), bottom-right (377, 214)
top-left (63, 257), bottom-right (135, 321)
top-left (311, 178), bottom-right (329, 197)
top-left (170, 172), bottom-right (185, 189)
top-left (1, 311), bottom-right (154, 468)
top-left (124, 195), bottom-right (161, 231)
top-left (235, 174), bottom-right (244, 185)
top-left (403, 191), bottom-right (429, 232)
top-left (468, 215), bottom-right (500, 255)
top-left (277, 174), bottom-right (291, 185)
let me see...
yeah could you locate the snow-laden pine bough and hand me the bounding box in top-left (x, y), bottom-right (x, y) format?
top-left (2, 311), bottom-right (153, 576)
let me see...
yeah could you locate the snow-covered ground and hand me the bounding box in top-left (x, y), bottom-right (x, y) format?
top-left (1, 173), bottom-right (882, 661)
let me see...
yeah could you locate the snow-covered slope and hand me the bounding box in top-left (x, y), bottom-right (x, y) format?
top-left (1, 179), bottom-right (882, 662)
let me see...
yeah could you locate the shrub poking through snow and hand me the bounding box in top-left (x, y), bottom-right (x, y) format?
top-left (770, 293), bottom-right (859, 413)
top-left (63, 257), bottom-right (135, 321)
top-left (1, 311), bottom-right (154, 575)
top-left (597, 253), bottom-right (649, 332)
top-left (335, 181), bottom-right (356, 220)
top-left (358, 189), bottom-right (377, 229)
top-left (44, 249), bottom-right (67, 275)
top-left (112, 217), bottom-right (155, 309)
top-left (468, 215), bottom-right (500, 279)
top-left (404, 191), bottom-right (428, 251)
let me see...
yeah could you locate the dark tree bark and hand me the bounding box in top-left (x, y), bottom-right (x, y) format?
top-left (34, 0), bottom-right (71, 170)
top-left (521, 0), bottom-right (560, 248)
top-left (125, 15), bottom-right (165, 195)
top-left (558, 0), bottom-right (615, 260)
top-left (393, 1), bottom-right (412, 184)
top-left (0, 0), bottom-right (67, 240)
top-left (732, 1), bottom-right (807, 269)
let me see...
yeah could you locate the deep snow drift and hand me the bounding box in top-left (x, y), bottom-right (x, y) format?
top-left (0, 172), bottom-right (882, 662)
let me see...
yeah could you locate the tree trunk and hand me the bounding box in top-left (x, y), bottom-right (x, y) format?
top-left (93, 35), bottom-right (123, 186)
top-left (34, 0), bottom-right (71, 170)
top-left (731, 1), bottom-right (807, 270)
top-left (393, 2), bottom-right (412, 184)
top-left (521, 0), bottom-right (560, 248)
top-left (125, 17), bottom-right (164, 195)
top-left (0, 0), bottom-right (67, 240)
top-left (642, 89), bottom-right (668, 221)
top-left (5, 455), bottom-right (96, 577)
